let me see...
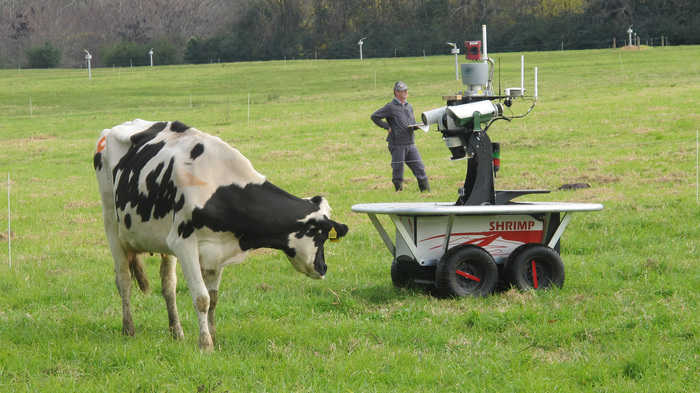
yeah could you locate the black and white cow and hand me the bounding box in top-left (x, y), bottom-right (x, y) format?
top-left (94, 119), bottom-right (348, 350)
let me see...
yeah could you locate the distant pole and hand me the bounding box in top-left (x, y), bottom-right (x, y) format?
top-left (627, 26), bottom-right (633, 47)
top-left (358, 37), bottom-right (367, 60)
top-left (7, 173), bottom-right (10, 268)
top-left (84, 50), bottom-right (92, 79)
top-left (521, 55), bottom-right (525, 92)
top-left (247, 93), bottom-right (250, 123)
top-left (149, 48), bottom-right (154, 67)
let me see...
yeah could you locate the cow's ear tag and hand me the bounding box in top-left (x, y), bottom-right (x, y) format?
top-left (329, 227), bottom-right (339, 242)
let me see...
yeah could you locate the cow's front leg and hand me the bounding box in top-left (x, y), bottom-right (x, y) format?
top-left (177, 251), bottom-right (214, 351)
top-left (202, 268), bottom-right (223, 345)
top-left (159, 254), bottom-right (184, 339)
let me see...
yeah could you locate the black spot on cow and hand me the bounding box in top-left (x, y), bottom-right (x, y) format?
top-left (113, 141), bottom-right (184, 223)
top-left (239, 233), bottom-right (296, 255)
top-left (190, 143), bottom-right (205, 160)
top-left (130, 122), bottom-right (168, 146)
top-left (113, 141), bottom-right (166, 209)
top-left (124, 213), bottom-right (132, 229)
top-left (190, 181), bottom-right (317, 236)
top-left (93, 152), bottom-right (102, 171)
top-left (174, 193), bottom-right (185, 212)
top-left (314, 246), bottom-right (327, 276)
top-left (295, 219), bottom-right (324, 246)
top-left (170, 121), bottom-right (190, 133)
top-left (178, 220), bottom-right (195, 238)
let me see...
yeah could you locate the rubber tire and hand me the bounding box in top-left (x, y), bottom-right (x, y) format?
top-left (504, 243), bottom-right (565, 291)
top-left (436, 245), bottom-right (498, 298)
top-left (390, 259), bottom-right (411, 288)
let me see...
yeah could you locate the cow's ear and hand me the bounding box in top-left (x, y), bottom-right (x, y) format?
top-left (309, 196), bottom-right (324, 205)
top-left (332, 221), bottom-right (349, 238)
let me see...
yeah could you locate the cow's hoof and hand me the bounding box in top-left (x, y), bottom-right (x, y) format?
top-left (199, 333), bottom-right (214, 352)
top-left (122, 321), bottom-right (135, 336)
top-left (170, 325), bottom-right (185, 340)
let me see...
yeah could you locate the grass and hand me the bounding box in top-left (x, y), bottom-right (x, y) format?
top-left (0, 46), bottom-right (699, 392)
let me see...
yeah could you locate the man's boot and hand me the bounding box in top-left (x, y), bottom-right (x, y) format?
top-left (393, 181), bottom-right (403, 192)
top-left (418, 178), bottom-right (431, 193)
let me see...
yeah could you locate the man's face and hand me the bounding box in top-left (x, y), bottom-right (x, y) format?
top-left (395, 89), bottom-right (408, 102)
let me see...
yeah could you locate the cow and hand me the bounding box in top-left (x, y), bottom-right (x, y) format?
top-left (94, 119), bottom-right (348, 350)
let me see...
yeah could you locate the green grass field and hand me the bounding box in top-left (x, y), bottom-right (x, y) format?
top-left (0, 46), bottom-right (698, 392)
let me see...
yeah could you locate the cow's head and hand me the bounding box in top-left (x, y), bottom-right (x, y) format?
top-left (283, 197), bottom-right (348, 279)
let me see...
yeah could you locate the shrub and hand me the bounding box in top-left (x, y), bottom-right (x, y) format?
top-left (25, 42), bottom-right (62, 68)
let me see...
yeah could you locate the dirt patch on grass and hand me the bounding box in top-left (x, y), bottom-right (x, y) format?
top-left (620, 45), bottom-right (650, 51)
top-left (644, 171), bottom-right (687, 184)
top-left (65, 200), bottom-right (100, 209)
top-left (351, 174), bottom-right (382, 183)
top-left (631, 127), bottom-right (655, 134)
top-left (579, 172), bottom-right (622, 185)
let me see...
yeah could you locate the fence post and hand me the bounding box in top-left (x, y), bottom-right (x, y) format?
top-left (7, 173), bottom-right (10, 268)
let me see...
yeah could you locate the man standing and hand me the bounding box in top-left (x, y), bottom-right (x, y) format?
top-left (371, 81), bottom-right (430, 192)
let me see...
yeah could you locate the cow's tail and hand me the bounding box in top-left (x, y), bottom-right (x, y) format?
top-left (129, 253), bottom-right (151, 294)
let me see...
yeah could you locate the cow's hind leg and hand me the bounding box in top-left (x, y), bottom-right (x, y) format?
top-left (115, 251), bottom-right (135, 336)
top-left (160, 254), bottom-right (184, 339)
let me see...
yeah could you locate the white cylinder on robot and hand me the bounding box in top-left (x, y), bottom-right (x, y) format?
top-left (421, 106), bottom-right (447, 126)
top-left (446, 101), bottom-right (503, 127)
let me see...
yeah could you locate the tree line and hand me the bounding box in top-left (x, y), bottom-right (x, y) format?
top-left (1, 0), bottom-right (698, 68)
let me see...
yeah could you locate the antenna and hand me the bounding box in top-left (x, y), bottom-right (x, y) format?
top-left (446, 42), bottom-right (459, 80)
top-left (482, 25), bottom-right (488, 60)
top-left (498, 58), bottom-right (501, 95)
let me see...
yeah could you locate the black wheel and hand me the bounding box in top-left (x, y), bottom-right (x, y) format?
top-left (436, 245), bottom-right (498, 298)
top-left (391, 259), bottom-right (410, 288)
top-left (504, 244), bottom-right (565, 291)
